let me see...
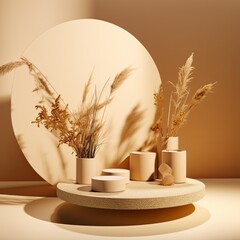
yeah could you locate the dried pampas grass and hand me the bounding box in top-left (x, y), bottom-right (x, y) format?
top-left (152, 53), bottom-right (216, 137)
top-left (0, 57), bottom-right (133, 158)
top-left (0, 60), bottom-right (25, 77)
top-left (110, 66), bottom-right (133, 94)
top-left (151, 85), bottom-right (164, 135)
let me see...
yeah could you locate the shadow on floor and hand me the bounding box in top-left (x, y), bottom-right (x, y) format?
top-left (24, 197), bottom-right (210, 237)
top-left (51, 202), bottom-right (195, 226)
top-left (0, 184), bottom-right (56, 197)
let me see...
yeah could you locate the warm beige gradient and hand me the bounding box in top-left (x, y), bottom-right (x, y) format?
top-left (0, 0), bottom-right (94, 180)
top-left (1, 0), bottom-right (240, 180)
top-left (94, 0), bottom-right (240, 178)
top-left (11, 19), bottom-right (160, 185)
top-left (0, 0), bottom-right (94, 100)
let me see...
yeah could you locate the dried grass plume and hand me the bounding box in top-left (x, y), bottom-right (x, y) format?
top-left (152, 53), bottom-right (216, 137)
top-left (0, 57), bottom-right (133, 158)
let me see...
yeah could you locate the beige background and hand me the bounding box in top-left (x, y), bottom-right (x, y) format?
top-left (11, 19), bottom-right (160, 185)
top-left (0, 0), bottom-right (239, 180)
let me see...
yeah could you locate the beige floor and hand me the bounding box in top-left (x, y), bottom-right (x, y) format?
top-left (0, 179), bottom-right (239, 240)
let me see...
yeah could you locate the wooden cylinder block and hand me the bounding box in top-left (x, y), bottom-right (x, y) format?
top-left (102, 168), bottom-right (130, 184)
top-left (91, 176), bottom-right (126, 193)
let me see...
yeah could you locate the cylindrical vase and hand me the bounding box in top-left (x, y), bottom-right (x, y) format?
top-left (76, 157), bottom-right (96, 185)
top-left (130, 151), bottom-right (156, 181)
top-left (162, 150), bottom-right (186, 183)
top-left (156, 136), bottom-right (179, 178)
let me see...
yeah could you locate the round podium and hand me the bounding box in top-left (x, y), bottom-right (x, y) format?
top-left (57, 178), bottom-right (205, 210)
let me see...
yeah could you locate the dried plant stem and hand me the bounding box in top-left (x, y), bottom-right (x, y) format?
top-left (152, 53), bottom-right (216, 138)
top-left (151, 85), bottom-right (164, 135)
top-left (82, 69), bottom-right (94, 105)
top-left (169, 83), bottom-right (216, 136)
top-left (0, 57), bottom-right (133, 158)
top-left (21, 57), bottom-right (71, 109)
top-left (110, 66), bottom-right (133, 94)
top-left (0, 60), bottom-right (25, 77)
top-left (101, 67), bottom-right (133, 123)
top-left (167, 54), bottom-right (194, 136)
top-left (166, 93), bottom-right (172, 136)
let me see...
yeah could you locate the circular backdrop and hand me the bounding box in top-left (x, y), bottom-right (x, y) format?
top-left (11, 19), bottom-right (161, 185)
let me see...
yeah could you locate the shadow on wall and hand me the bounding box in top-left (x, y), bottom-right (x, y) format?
top-left (109, 103), bottom-right (145, 168)
top-left (0, 99), bottom-right (42, 180)
top-left (103, 103), bottom-right (157, 170)
top-left (93, 0), bottom-right (240, 178)
top-left (1, 0), bottom-right (240, 179)
top-left (0, 0), bottom-right (96, 180)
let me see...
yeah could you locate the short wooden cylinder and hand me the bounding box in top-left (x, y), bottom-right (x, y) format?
top-left (162, 150), bottom-right (187, 183)
top-left (102, 168), bottom-right (130, 184)
top-left (130, 151), bottom-right (156, 181)
top-left (76, 157), bottom-right (96, 185)
top-left (91, 176), bottom-right (126, 192)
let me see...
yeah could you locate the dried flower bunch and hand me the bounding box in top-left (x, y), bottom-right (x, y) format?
top-left (0, 57), bottom-right (133, 158)
top-left (151, 53), bottom-right (216, 137)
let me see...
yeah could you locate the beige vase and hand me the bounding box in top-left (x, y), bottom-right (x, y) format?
top-left (130, 151), bottom-right (156, 181)
top-left (162, 150), bottom-right (186, 183)
top-left (76, 157), bottom-right (96, 185)
top-left (157, 136), bottom-right (179, 178)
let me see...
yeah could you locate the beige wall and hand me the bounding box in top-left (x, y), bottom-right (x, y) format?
top-left (94, 0), bottom-right (240, 178)
top-left (1, 0), bottom-right (240, 180)
top-left (0, 0), bottom-right (94, 180)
